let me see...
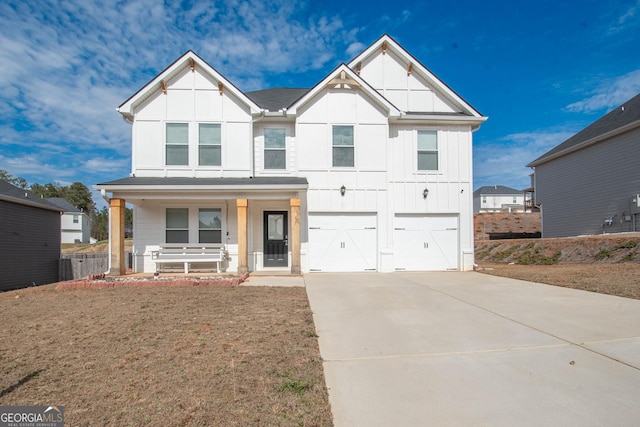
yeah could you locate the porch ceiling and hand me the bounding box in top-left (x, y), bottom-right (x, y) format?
top-left (94, 176), bottom-right (309, 201)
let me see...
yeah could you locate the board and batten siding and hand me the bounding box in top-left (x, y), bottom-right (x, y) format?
top-left (132, 65), bottom-right (253, 178)
top-left (535, 126), bottom-right (640, 237)
top-left (0, 200), bottom-right (61, 291)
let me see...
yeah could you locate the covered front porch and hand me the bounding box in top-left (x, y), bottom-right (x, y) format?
top-left (95, 177), bottom-right (308, 276)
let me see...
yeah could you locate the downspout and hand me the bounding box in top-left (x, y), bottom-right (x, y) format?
top-left (101, 189), bottom-right (111, 274)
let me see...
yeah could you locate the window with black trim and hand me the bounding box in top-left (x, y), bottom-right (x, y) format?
top-left (264, 128), bottom-right (286, 170)
top-left (332, 125), bottom-right (354, 167)
top-left (199, 208), bottom-right (222, 243)
top-left (417, 130), bottom-right (438, 171)
top-left (166, 123), bottom-right (189, 165)
top-left (199, 123), bottom-right (221, 166)
top-left (166, 208), bottom-right (189, 243)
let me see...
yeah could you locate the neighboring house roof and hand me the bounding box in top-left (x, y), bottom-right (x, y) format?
top-left (348, 34), bottom-right (485, 119)
top-left (473, 185), bottom-right (522, 196)
top-left (528, 93), bottom-right (640, 167)
top-left (0, 181), bottom-right (64, 212)
top-left (96, 176), bottom-right (308, 190)
top-left (117, 50), bottom-right (262, 121)
top-left (245, 88), bottom-right (310, 111)
top-left (46, 197), bottom-right (82, 213)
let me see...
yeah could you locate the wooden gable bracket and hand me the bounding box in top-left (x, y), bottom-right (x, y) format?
top-left (218, 82), bottom-right (224, 95)
top-left (407, 63), bottom-right (413, 76)
top-left (382, 41), bottom-right (387, 55)
top-left (356, 62), bottom-right (361, 75)
top-left (328, 70), bottom-right (360, 88)
top-left (189, 58), bottom-right (195, 72)
top-left (160, 80), bottom-right (167, 94)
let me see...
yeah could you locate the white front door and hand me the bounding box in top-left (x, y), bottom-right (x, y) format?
top-left (394, 215), bottom-right (459, 271)
top-left (308, 213), bottom-right (377, 272)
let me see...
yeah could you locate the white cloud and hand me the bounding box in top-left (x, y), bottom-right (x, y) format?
top-left (565, 69), bottom-right (640, 113)
top-left (0, 0), bottom-right (365, 192)
top-left (474, 130), bottom-right (574, 190)
top-left (607, 0), bottom-right (640, 34)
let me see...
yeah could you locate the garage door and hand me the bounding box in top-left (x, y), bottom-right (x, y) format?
top-left (394, 215), bottom-right (458, 271)
top-left (308, 213), bottom-right (377, 272)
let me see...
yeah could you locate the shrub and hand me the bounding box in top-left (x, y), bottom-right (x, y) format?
top-left (594, 249), bottom-right (611, 260)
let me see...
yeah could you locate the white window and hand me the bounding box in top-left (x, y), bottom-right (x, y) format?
top-left (199, 124), bottom-right (221, 166)
top-left (73, 215), bottom-right (79, 224)
top-left (199, 208), bottom-right (222, 243)
top-left (513, 196), bottom-right (517, 203)
top-left (264, 128), bottom-right (286, 170)
top-left (166, 123), bottom-right (189, 165)
top-left (166, 208), bottom-right (189, 243)
top-left (332, 125), bottom-right (354, 167)
top-left (417, 130), bottom-right (438, 171)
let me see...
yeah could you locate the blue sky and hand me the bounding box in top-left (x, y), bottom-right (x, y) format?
top-left (1, 0), bottom-right (639, 208)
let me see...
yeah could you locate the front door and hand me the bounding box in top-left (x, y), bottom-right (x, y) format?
top-left (264, 211), bottom-right (288, 267)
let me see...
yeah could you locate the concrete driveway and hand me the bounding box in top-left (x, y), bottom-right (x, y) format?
top-left (304, 272), bottom-right (640, 426)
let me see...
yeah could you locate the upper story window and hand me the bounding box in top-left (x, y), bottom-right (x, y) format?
top-left (199, 208), bottom-right (222, 243)
top-left (417, 130), bottom-right (438, 171)
top-left (264, 128), bottom-right (286, 170)
top-left (332, 125), bottom-right (354, 167)
top-left (166, 208), bottom-right (189, 243)
top-left (199, 124), bottom-right (221, 166)
top-left (482, 196), bottom-right (487, 204)
top-left (166, 123), bottom-right (189, 165)
top-left (513, 196), bottom-right (517, 203)
top-left (73, 215), bottom-right (79, 224)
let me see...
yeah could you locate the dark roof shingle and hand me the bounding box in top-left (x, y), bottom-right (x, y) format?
top-left (245, 88), bottom-right (309, 111)
top-left (528, 93), bottom-right (640, 166)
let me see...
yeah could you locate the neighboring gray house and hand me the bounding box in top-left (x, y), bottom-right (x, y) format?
top-left (473, 185), bottom-right (524, 213)
top-left (527, 93), bottom-right (640, 237)
top-left (47, 197), bottom-right (91, 244)
top-left (0, 181), bottom-right (63, 291)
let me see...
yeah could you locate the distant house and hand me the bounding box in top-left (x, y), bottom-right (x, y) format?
top-left (47, 197), bottom-right (91, 244)
top-left (527, 93), bottom-right (640, 237)
top-left (0, 181), bottom-right (63, 291)
top-left (473, 185), bottom-right (524, 213)
top-left (96, 34), bottom-right (487, 275)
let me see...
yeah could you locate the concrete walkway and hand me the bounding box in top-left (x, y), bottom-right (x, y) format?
top-left (304, 272), bottom-right (640, 426)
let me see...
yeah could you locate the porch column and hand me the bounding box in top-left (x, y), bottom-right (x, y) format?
top-left (290, 198), bottom-right (301, 274)
top-left (237, 199), bottom-right (249, 274)
top-left (109, 198), bottom-right (126, 276)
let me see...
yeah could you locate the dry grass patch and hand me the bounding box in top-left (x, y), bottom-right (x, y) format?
top-left (479, 263), bottom-right (640, 300)
top-left (0, 285), bottom-right (332, 426)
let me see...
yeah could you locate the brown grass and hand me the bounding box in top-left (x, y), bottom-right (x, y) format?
top-left (478, 263), bottom-right (640, 300)
top-left (0, 285), bottom-right (333, 426)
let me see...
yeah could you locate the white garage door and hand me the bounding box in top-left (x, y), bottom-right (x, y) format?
top-left (308, 213), bottom-right (377, 272)
top-left (394, 215), bottom-right (459, 271)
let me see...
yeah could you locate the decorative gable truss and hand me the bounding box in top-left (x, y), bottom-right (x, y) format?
top-left (348, 35), bottom-right (484, 124)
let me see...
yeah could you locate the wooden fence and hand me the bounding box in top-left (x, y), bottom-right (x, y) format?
top-left (59, 252), bottom-right (132, 281)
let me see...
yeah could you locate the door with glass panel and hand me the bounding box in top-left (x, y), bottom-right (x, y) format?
top-left (263, 211), bottom-right (288, 267)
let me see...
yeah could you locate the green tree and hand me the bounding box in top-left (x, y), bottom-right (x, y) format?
top-left (0, 170), bottom-right (29, 189)
top-left (30, 182), bottom-right (62, 198)
top-left (63, 182), bottom-right (95, 213)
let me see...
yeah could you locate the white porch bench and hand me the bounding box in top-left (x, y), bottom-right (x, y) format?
top-left (151, 244), bottom-right (228, 274)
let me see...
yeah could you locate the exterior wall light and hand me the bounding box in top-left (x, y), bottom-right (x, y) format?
top-left (423, 188), bottom-right (429, 199)
top-left (340, 185), bottom-right (346, 196)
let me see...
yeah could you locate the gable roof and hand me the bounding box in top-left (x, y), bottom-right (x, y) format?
top-left (287, 63), bottom-right (402, 117)
top-left (0, 181), bottom-right (64, 212)
top-left (348, 34), bottom-right (485, 119)
top-left (473, 185), bottom-right (522, 196)
top-left (528, 93), bottom-right (640, 167)
top-left (246, 88), bottom-right (310, 111)
top-left (46, 197), bottom-right (82, 213)
top-left (117, 50), bottom-right (262, 121)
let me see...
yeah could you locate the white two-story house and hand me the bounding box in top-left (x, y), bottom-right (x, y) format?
top-left (96, 35), bottom-right (486, 275)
